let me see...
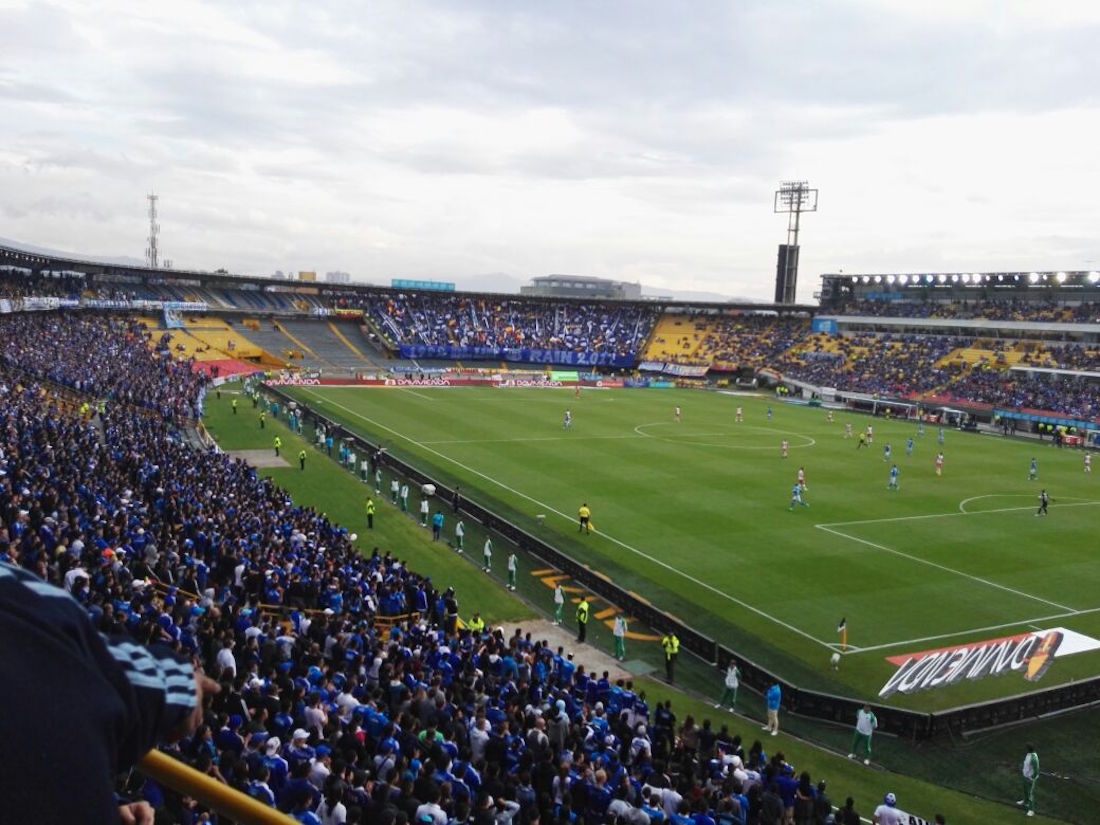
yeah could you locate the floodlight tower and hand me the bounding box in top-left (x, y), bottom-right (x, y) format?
top-left (773, 180), bottom-right (818, 303)
top-left (146, 193), bottom-right (160, 269)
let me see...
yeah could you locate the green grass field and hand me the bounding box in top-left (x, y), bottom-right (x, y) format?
top-left (282, 384), bottom-right (1100, 711)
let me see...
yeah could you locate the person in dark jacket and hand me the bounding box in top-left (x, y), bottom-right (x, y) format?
top-left (0, 561), bottom-right (217, 824)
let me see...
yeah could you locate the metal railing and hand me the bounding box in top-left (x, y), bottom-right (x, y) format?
top-left (138, 750), bottom-right (297, 825)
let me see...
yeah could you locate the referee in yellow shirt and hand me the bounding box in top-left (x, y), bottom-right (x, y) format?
top-left (578, 503), bottom-right (592, 534)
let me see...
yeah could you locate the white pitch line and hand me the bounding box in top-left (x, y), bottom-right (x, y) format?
top-left (400, 388), bottom-right (435, 401)
top-left (958, 493), bottom-right (1094, 514)
top-left (821, 500), bottom-right (1100, 528)
top-left (420, 434), bottom-right (644, 445)
top-left (844, 604), bottom-right (1100, 655)
top-left (633, 422), bottom-right (817, 450)
top-left (815, 524), bottom-right (1077, 613)
top-left (301, 389), bottom-right (836, 651)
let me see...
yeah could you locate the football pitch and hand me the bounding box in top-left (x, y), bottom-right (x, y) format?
top-left (287, 385), bottom-right (1100, 710)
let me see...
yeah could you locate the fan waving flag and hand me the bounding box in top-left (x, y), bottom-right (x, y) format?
top-left (837, 617), bottom-right (847, 651)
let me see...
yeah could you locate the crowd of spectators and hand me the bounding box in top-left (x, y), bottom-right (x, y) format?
top-left (940, 369), bottom-right (1098, 420)
top-left (0, 312), bottom-right (206, 423)
top-left (775, 334), bottom-right (969, 398)
top-left (362, 293), bottom-right (658, 358)
top-left (826, 298), bottom-right (1100, 323)
top-left (1016, 343), bottom-right (1100, 373)
top-left (0, 269), bottom-right (87, 300)
top-left (0, 309), bottom-right (901, 825)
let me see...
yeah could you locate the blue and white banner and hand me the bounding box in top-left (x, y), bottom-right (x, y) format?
top-left (399, 344), bottom-right (636, 368)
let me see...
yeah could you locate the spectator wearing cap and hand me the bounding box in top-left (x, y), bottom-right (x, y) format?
top-left (415, 785), bottom-right (448, 825)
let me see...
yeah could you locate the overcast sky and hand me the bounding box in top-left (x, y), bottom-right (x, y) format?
top-left (2, 0), bottom-right (1100, 302)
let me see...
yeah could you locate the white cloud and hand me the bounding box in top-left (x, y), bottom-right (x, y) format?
top-left (1, 0), bottom-right (1099, 301)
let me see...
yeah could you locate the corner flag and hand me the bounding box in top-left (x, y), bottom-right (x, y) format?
top-left (837, 617), bottom-right (847, 651)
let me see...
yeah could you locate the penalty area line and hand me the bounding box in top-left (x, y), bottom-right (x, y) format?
top-left (814, 524), bottom-right (1076, 613)
top-left (300, 389), bottom-right (837, 652)
top-left (844, 603), bottom-right (1100, 656)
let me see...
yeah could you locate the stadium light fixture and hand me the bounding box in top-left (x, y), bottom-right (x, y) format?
top-left (898, 275), bottom-right (909, 285)
top-left (873, 275), bottom-right (883, 284)
top-left (861, 275), bottom-right (871, 284)
top-left (1055, 271), bottom-right (1067, 283)
top-left (949, 274), bottom-right (958, 283)
top-left (1088, 271), bottom-right (1100, 283)
top-left (1028, 272), bottom-right (1040, 284)
top-left (937, 274), bottom-right (946, 283)
top-left (925, 274), bottom-right (934, 284)
top-left (962, 273), bottom-right (972, 284)
top-left (886, 275), bottom-right (896, 285)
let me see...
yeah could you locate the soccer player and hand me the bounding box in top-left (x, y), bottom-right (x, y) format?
top-left (938, 426), bottom-right (945, 445)
top-left (781, 440), bottom-right (789, 458)
top-left (887, 464), bottom-right (900, 491)
top-left (1028, 458), bottom-right (1038, 481)
top-left (857, 432), bottom-right (867, 449)
top-left (575, 384), bottom-right (581, 399)
top-left (827, 410), bottom-right (835, 423)
top-left (883, 443), bottom-right (892, 462)
top-left (849, 704), bottom-right (878, 765)
top-left (507, 552), bottom-right (517, 591)
top-left (797, 466), bottom-right (807, 489)
top-left (789, 482), bottom-right (809, 511)
top-left (674, 406), bottom-right (681, 423)
top-left (845, 422), bottom-right (852, 438)
top-left (482, 537), bottom-right (493, 572)
top-left (564, 409), bottom-right (572, 429)
top-left (1036, 490), bottom-right (1049, 516)
top-left (553, 583), bottom-right (565, 625)
top-left (1086, 453), bottom-right (1093, 473)
top-left (917, 419), bottom-right (925, 437)
top-left (390, 478), bottom-right (399, 505)
top-left (906, 437), bottom-right (914, 457)
top-left (400, 484), bottom-right (409, 512)
top-left (866, 425), bottom-right (873, 443)
top-left (935, 451), bottom-right (944, 476)
top-left (766, 406), bottom-right (773, 421)
top-left (454, 519), bottom-right (465, 552)
top-left (578, 502), bottom-right (592, 534)
top-left (735, 406), bottom-right (743, 422)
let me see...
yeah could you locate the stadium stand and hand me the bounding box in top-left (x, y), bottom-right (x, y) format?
top-left (1, 309), bottom-right (910, 824)
top-left (362, 292), bottom-right (658, 359)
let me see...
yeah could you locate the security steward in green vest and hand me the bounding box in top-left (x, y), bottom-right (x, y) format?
top-left (298, 449), bottom-right (307, 470)
top-left (661, 631), bottom-right (680, 683)
top-left (273, 436), bottom-right (281, 456)
top-left (365, 496), bottom-right (375, 529)
top-left (576, 597), bottom-right (590, 643)
top-left (468, 612), bottom-right (485, 635)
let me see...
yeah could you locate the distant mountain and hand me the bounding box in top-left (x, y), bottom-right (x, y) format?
top-left (643, 286), bottom-right (757, 303)
top-left (0, 236), bottom-right (147, 267)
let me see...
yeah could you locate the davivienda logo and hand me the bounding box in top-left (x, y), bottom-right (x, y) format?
top-left (879, 628), bottom-right (1099, 698)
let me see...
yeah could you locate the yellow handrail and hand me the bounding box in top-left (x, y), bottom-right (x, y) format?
top-left (139, 749), bottom-right (298, 825)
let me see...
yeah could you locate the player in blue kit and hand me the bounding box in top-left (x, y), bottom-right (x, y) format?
top-left (789, 482), bottom-right (809, 511)
top-left (1029, 457), bottom-right (1038, 481)
top-left (887, 464), bottom-right (900, 491)
top-left (906, 437), bottom-right (914, 457)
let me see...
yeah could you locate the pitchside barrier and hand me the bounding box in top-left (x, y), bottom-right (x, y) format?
top-left (267, 384), bottom-right (1100, 739)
